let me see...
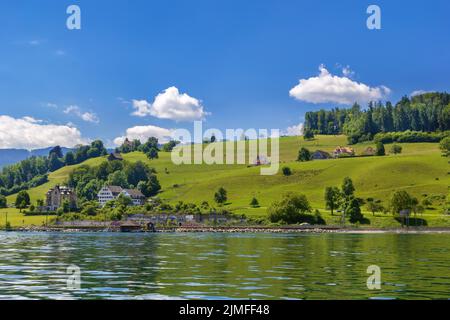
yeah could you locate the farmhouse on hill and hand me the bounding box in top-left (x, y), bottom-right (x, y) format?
top-left (46, 185), bottom-right (78, 211)
top-left (108, 152), bottom-right (123, 161)
top-left (333, 146), bottom-right (355, 158)
top-left (311, 150), bottom-right (331, 160)
top-left (97, 186), bottom-right (146, 207)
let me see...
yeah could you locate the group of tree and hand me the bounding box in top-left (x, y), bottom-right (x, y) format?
top-left (116, 137), bottom-right (180, 157)
top-left (268, 192), bottom-right (325, 225)
top-left (374, 131), bottom-right (448, 144)
top-left (68, 160), bottom-right (161, 203)
top-left (0, 141), bottom-right (108, 197)
top-left (324, 177), bottom-right (364, 223)
top-left (304, 92), bottom-right (450, 144)
top-left (389, 190), bottom-right (424, 215)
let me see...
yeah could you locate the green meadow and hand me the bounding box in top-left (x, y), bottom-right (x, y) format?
top-left (1, 135), bottom-right (449, 228)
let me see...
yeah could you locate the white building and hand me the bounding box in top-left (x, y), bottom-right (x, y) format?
top-left (97, 186), bottom-right (146, 207)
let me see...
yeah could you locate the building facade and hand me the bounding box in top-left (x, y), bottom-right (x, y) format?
top-left (97, 186), bottom-right (146, 207)
top-left (46, 186), bottom-right (78, 211)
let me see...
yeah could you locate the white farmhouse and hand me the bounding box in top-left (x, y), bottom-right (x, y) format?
top-left (97, 186), bottom-right (146, 207)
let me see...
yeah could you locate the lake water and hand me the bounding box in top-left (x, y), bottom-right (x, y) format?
top-left (0, 232), bottom-right (449, 300)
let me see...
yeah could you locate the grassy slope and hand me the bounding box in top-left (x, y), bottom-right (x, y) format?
top-left (1, 135), bottom-right (449, 227)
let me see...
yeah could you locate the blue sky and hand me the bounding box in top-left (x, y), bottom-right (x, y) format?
top-left (0, 0), bottom-right (449, 149)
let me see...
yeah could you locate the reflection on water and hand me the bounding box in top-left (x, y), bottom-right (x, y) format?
top-left (0, 232), bottom-right (449, 300)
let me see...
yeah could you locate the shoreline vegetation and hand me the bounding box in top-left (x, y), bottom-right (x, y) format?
top-left (4, 225), bottom-right (450, 234)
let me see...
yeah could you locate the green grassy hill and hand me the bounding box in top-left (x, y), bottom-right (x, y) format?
top-left (1, 135), bottom-right (449, 228)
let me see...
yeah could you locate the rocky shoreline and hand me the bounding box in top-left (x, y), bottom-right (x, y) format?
top-left (4, 225), bottom-right (450, 234)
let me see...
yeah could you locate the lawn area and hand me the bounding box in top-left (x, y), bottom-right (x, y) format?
top-left (0, 208), bottom-right (49, 228)
top-left (2, 135), bottom-right (449, 228)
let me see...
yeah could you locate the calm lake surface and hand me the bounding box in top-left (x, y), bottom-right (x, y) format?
top-left (0, 232), bottom-right (449, 300)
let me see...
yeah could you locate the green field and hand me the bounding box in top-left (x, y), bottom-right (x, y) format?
top-left (1, 135), bottom-right (449, 228)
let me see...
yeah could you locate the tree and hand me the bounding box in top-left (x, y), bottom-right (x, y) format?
top-left (303, 129), bottom-right (315, 140)
top-left (125, 161), bottom-right (152, 187)
top-left (214, 187), bottom-right (228, 205)
top-left (440, 136), bottom-right (450, 156)
top-left (0, 195), bottom-right (6, 209)
top-left (48, 153), bottom-right (64, 172)
top-left (390, 144), bottom-right (403, 154)
top-left (347, 198), bottom-right (364, 223)
top-left (88, 140), bottom-right (108, 158)
top-left (282, 167), bottom-right (292, 176)
top-left (116, 193), bottom-right (133, 207)
top-left (162, 141), bottom-right (178, 152)
top-left (297, 147), bottom-right (311, 162)
top-left (81, 201), bottom-right (98, 216)
top-left (18, 200), bottom-right (27, 213)
top-left (324, 186), bottom-right (341, 215)
top-left (390, 190), bottom-right (414, 214)
top-left (107, 171), bottom-right (129, 188)
top-left (146, 147), bottom-right (159, 160)
top-left (49, 146), bottom-right (64, 159)
top-left (140, 137), bottom-right (159, 154)
top-left (15, 190), bottom-right (30, 208)
top-left (366, 200), bottom-right (384, 216)
top-left (342, 177), bottom-right (355, 199)
top-left (376, 142), bottom-right (386, 156)
top-left (268, 193), bottom-right (312, 224)
top-left (137, 175), bottom-right (161, 197)
top-left (64, 151), bottom-right (75, 166)
top-left (62, 200), bottom-right (71, 213)
top-left (250, 197), bottom-right (259, 208)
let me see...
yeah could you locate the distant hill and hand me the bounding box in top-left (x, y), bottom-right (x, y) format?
top-left (0, 147), bottom-right (116, 168)
top-left (0, 147), bottom-right (73, 168)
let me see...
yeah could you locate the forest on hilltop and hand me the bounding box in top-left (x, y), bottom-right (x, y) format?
top-left (304, 92), bottom-right (450, 144)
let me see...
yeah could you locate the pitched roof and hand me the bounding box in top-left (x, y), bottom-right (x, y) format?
top-left (108, 153), bottom-right (123, 161)
top-left (123, 189), bottom-right (145, 198)
top-left (105, 186), bottom-right (123, 196)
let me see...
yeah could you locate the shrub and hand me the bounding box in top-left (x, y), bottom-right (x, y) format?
top-left (250, 197), bottom-right (260, 208)
top-left (440, 136), bottom-right (450, 156)
top-left (214, 187), bottom-right (228, 205)
top-left (303, 129), bottom-right (315, 140)
top-left (268, 193), bottom-right (315, 224)
top-left (376, 142), bottom-right (386, 156)
top-left (282, 167), bottom-right (292, 176)
top-left (390, 144), bottom-right (403, 154)
top-left (297, 148), bottom-right (312, 162)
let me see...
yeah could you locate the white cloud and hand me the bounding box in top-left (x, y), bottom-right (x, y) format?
top-left (342, 65), bottom-right (355, 78)
top-left (0, 115), bottom-right (88, 149)
top-left (114, 125), bottom-right (174, 146)
top-left (45, 102), bottom-right (58, 108)
top-left (289, 65), bottom-right (391, 105)
top-left (132, 86), bottom-right (209, 121)
top-left (410, 90), bottom-right (432, 97)
top-left (29, 40), bottom-right (41, 46)
top-left (64, 105), bottom-right (99, 124)
top-left (55, 50), bottom-right (66, 56)
top-left (283, 123), bottom-right (304, 137)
